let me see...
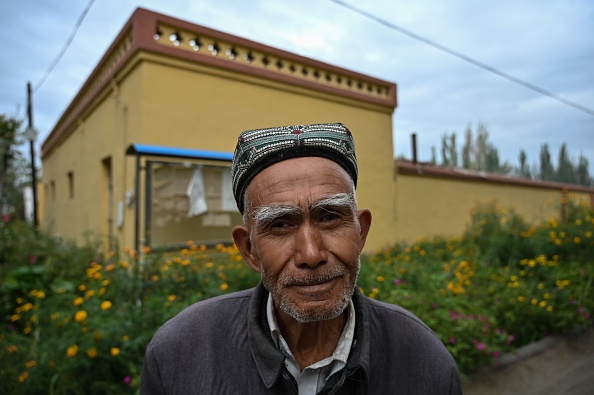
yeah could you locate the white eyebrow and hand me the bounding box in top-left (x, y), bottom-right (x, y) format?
top-left (309, 193), bottom-right (357, 213)
top-left (252, 205), bottom-right (301, 229)
top-left (251, 193), bottom-right (357, 229)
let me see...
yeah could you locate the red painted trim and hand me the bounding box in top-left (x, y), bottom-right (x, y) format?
top-left (42, 7), bottom-right (397, 157)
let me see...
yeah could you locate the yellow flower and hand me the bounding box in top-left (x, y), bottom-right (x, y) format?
top-left (25, 360), bottom-right (36, 368)
top-left (167, 295), bottom-right (176, 302)
top-left (110, 347), bottom-right (120, 357)
top-left (7, 345), bottom-right (18, 353)
top-left (122, 335), bottom-right (129, 341)
top-left (74, 310), bottom-right (87, 323)
top-left (376, 275), bottom-right (385, 282)
top-left (85, 289), bottom-right (95, 298)
top-left (18, 372), bottom-right (29, 382)
top-left (105, 264), bottom-right (116, 272)
top-left (73, 297), bottom-right (84, 306)
top-left (78, 285), bottom-right (87, 291)
top-left (539, 301), bottom-right (547, 308)
top-left (101, 301), bottom-right (112, 310)
top-left (517, 296), bottom-right (525, 302)
top-left (86, 347), bottom-right (98, 359)
top-left (547, 306), bottom-right (554, 312)
top-left (220, 283), bottom-right (229, 291)
top-left (531, 298), bottom-right (538, 305)
top-left (574, 236), bottom-right (581, 244)
top-left (66, 345), bottom-right (78, 357)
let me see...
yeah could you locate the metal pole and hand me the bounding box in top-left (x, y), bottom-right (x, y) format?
top-left (27, 82), bottom-right (39, 229)
top-left (411, 133), bottom-right (418, 164)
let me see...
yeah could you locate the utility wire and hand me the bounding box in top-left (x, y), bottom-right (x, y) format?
top-left (329, 0), bottom-right (594, 117)
top-left (33, 0), bottom-right (95, 93)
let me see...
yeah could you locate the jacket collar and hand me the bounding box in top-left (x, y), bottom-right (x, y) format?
top-left (248, 282), bottom-right (370, 390)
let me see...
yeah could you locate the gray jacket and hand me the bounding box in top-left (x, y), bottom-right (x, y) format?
top-left (141, 283), bottom-right (461, 394)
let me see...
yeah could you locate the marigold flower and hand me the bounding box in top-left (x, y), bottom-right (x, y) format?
top-left (220, 283), bottom-right (229, 291)
top-left (66, 345), bottom-right (78, 357)
top-left (101, 301), bottom-right (112, 310)
top-left (74, 310), bottom-right (87, 323)
top-left (18, 372), bottom-right (29, 382)
top-left (7, 345), bottom-right (18, 353)
top-left (73, 297), bottom-right (84, 306)
top-left (168, 295), bottom-right (176, 302)
top-left (111, 347), bottom-right (120, 357)
top-left (86, 347), bottom-right (98, 359)
top-left (376, 275), bottom-right (385, 282)
top-left (25, 360), bottom-right (36, 368)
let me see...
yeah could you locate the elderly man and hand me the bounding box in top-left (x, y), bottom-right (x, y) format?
top-left (141, 123), bottom-right (461, 394)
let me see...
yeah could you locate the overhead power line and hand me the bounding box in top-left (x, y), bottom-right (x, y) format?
top-left (329, 0), bottom-right (594, 117)
top-left (33, 0), bottom-right (95, 93)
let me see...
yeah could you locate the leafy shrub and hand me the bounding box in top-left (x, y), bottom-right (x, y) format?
top-left (1, 200), bottom-right (593, 391)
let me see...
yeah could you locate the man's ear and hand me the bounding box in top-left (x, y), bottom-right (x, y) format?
top-left (357, 209), bottom-right (372, 250)
top-left (232, 225), bottom-right (261, 273)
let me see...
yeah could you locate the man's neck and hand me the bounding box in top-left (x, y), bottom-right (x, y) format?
top-left (275, 307), bottom-right (348, 371)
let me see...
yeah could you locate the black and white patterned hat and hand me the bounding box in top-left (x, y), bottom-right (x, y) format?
top-left (231, 123), bottom-right (358, 213)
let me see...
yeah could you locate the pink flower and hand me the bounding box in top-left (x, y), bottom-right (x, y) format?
top-left (2, 214), bottom-right (9, 223)
top-left (449, 337), bottom-right (456, 344)
top-left (476, 343), bottom-right (485, 351)
top-left (123, 376), bottom-right (131, 384)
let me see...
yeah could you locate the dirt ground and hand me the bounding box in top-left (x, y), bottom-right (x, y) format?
top-left (462, 327), bottom-right (594, 395)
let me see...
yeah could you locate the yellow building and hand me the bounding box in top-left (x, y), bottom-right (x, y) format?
top-left (40, 8), bottom-right (594, 254)
top-left (40, 8), bottom-right (398, 253)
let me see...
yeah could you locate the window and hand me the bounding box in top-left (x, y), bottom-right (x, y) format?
top-left (67, 172), bottom-right (74, 199)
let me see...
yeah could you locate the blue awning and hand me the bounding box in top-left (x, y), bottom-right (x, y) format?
top-left (126, 143), bottom-right (233, 162)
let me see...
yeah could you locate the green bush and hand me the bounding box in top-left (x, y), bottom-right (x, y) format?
top-left (1, 201), bottom-right (593, 392)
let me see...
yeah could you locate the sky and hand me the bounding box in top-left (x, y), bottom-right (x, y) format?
top-left (1, 0), bottom-right (593, 174)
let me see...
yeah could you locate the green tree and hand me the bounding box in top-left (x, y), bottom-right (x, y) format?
top-left (555, 144), bottom-right (576, 184)
top-left (517, 150), bottom-right (532, 179)
top-left (462, 125), bottom-right (473, 169)
top-left (0, 114), bottom-right (25, 216)
top-left (575, 154), bottom-right (592, 186)
top-left (538, 144), bottom-right (555, 182)
top-left (440, 132), bottom-right (458, 167)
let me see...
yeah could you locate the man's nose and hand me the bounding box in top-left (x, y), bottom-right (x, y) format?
top-left (294, 223), bottom-right (328, 268)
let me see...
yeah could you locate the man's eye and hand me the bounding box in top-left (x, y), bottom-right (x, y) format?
top-left (320, 212), bottom-right (340, 223)
top-left (270, 220), bottom-right (290, 229)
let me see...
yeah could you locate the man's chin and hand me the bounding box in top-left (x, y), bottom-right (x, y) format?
top-left (279, 297), bottom-right (349, 323)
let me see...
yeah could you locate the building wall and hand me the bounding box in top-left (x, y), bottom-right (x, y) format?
top-left (42, 52), bottom-right (396, 252)
top-left (393, 172), bottom-right (592, 244)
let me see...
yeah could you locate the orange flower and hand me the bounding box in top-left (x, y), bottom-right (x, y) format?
top-left (74, 310), bottom-right (87, 323)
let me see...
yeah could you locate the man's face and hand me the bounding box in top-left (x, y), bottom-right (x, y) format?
top-left (234, 157), bottom-right (371, 323)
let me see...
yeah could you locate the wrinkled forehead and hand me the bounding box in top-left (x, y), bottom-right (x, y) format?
top-left (244, 157), bottom-right (354, 210)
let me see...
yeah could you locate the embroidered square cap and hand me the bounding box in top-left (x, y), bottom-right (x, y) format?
top-left (231, 123), bottom-right (358, 213)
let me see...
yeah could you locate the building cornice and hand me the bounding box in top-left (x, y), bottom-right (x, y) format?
top-left (42, 7), bottom-right (397, 157)
top-left (397, 160), bottom-right (594, 195)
